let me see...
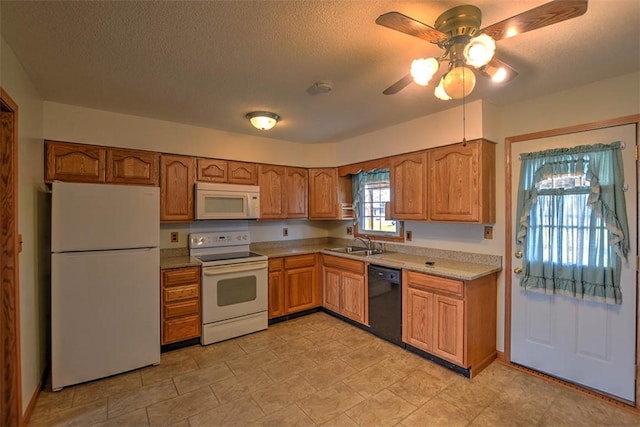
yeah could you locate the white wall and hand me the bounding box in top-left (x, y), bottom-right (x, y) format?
top-left (1, 37), bottom-right (47, 414)
top-left (43, 102), bottom-right (338, 168)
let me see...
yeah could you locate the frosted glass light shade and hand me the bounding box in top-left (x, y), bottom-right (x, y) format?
top-left (442, 66), bottom-right (476, 99)
top-left (246, 111), bottom-right (280, 130)
top-left (464, 34), bottom-right (496, 67)
top-left (434, 77), bottom-right (452, 100)
top-left (410, 58), bottom-right (439, 86)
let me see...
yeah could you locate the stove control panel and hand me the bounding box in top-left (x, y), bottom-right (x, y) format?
top-left (189, 231), bottom-right (250, 249)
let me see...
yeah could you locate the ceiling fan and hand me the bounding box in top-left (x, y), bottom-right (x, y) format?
top-left (376, 0), bottom-right (588, 99)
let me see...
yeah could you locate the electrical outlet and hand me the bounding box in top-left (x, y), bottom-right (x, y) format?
top-left (170, 232), bottom-right (179, 243)
top-left (406, 230), bottom-right (412, 241)
top-left (484, 226), bottom-right (493, 239)
top-left (346, 226), bottom-right (353, 235)
top-left (283, 228), bottom-right (289, 237)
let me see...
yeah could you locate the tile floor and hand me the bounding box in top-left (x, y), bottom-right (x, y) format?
top-left (28, 312), bottom-right (640, 426)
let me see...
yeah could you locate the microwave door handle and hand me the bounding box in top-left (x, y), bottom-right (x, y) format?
top-left (203, 261), bottom-right (268, 276)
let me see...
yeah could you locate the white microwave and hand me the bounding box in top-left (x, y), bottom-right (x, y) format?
top-left (195, 182), bottom-right (260, 220)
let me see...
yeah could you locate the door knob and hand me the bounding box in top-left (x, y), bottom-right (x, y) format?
top-left (514, 267), bottom-right (523, 274)
top-left (515, 251), bottom-right (523, 259)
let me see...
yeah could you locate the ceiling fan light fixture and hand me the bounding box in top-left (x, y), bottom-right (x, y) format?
top-left (410, 57), bottom-right (439, 86)
top-left (463, 33), bottom-right (496, 67)
top-left (434, 76), bottom-right (452, 100)
top-left (491, 67), bottom-right (508, 83)
top-left (246, 111), bottom-right (280, 130)
top-left (442, 66), bottom-right (476, 99)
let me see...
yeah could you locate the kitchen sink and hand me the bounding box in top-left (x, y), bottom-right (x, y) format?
top-left (327, 247), bottom-right (384, 256)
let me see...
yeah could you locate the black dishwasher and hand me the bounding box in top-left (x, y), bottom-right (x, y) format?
top-left (368, 265), bottom-right (403, 347)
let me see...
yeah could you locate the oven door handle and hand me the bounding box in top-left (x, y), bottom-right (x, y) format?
top-left (203, 261), bottom-right (268, 276)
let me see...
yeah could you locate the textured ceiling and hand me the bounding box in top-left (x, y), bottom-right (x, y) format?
top-left (1, 1), bottom-right (638, 143)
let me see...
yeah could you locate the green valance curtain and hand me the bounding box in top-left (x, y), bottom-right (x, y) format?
top-left (515, 142), bottom-right (629, 304)
top-left (352, 169), bottom-right (389, 223)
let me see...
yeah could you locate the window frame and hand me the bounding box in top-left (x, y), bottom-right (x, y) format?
top-left (353, 171), bottom-right (404, 243)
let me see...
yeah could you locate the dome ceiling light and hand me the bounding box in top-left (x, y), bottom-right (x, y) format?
top-left (246, 111), bottom-right (280, 131)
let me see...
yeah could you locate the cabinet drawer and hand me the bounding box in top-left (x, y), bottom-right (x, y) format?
top-left (269, 258), bottom-right (283, 271)
top-left (164, 300), bottom-right (200, 318)
top-left (162, 267), bottom-right (200, 286)
top-left (284, 254), bottom-right (316, 269)
top-left (322, 255), bottom-right (364, 274)
top-left (163, 315), bottom-right (200, 344)
top-left (406, 271), bottom-right (463, 297)
top-left (163, 284), bottom-right (200, 303)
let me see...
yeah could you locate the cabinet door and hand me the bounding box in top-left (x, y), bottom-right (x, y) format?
top-left (268, 270), bottom-right (285, 319)
top-left (322, 267), bottom-right (341, 313)
top-left (45, 141), bottom-right (106, 183)
top-left (160, 154), bottom-right (195, 221)
top-left (390, 152), bottom-right (427, 220)
top-left (285, 167), bottom-right (308, 218)
top-left (258, 165), bottom-right (286, 219)
top-left (429, 142), bottom-right (479, 222)
top-left (340, 271), bottom-right (366, 324)
top-left (228, 161), bottom-right (258, 185)
top-left (432, 294), bottom-right (465, 365)
top-left (285, 266), bottom-right (317, 314)
top-left (308, 168), bottom-right (338, 219)
top-left (197, 158), bottom-right (227, 182)
top-left (106, 148), bottom-right (159, 185)
top-left (403, 286), bottom-right (434, 352)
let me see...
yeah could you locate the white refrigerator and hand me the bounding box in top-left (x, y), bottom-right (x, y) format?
top-left (51, 182), bottom-right (160, 391)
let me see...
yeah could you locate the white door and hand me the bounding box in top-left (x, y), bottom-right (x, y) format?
top-left (510, 124), bottom-right (637, 402)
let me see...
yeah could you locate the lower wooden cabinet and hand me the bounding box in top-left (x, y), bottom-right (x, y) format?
top-left (321, 255), bottom-right (367, 325)
top-left (268, 254), bottom-right (320, 318)
top-left (161, 266), bottom-right (201, 344)
top-left (403, 270), bottom-right (496, 377)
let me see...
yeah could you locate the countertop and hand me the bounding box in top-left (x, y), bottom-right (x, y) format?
top-left (160, 255), bottom-right (201, 270)
top-left (255, 244), bottom-right (501, 281)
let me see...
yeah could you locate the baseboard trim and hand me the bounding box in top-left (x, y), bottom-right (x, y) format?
top-left (22, 368), bottom-right (47, 425)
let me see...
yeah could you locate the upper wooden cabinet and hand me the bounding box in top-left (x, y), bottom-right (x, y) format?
top-left (258, 164), bottom-right (286, 219)
top-left (428, 140), bottom-right (495, 223)
top-left (308, 168), bottom-right (352, 220)
top-left (197, 158), bottom-right (258, 185)
top-left (258, 165), bottom-right (308, 219)
top-left (285, 167), bottom-right (308, 218)
top-left (389, 151), bottom-right (428, 220)
top-left (160, 154), bottom-right (195, 222)
top-left (45, 141), bottom-right (159, 185)
top-left (106, 148), bottom-right (159, 186)
top-left (46, 141), bottom-right (106, 183)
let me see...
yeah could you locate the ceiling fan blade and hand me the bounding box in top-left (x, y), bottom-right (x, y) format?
top-left (481, 0), bottom-right (588, 41)
top-left (383, 74), bottom-right (413, 95)
top-left (376, 11), bottom-right (447, 43)
top-left (478, 57), bottom-right (518, 83)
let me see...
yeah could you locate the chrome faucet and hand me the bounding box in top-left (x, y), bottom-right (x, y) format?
top-left (355, 235), bottom-right (372, 250)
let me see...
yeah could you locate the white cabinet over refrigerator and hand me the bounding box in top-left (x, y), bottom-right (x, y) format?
top-left (51, 182), bottom-right (160, 391)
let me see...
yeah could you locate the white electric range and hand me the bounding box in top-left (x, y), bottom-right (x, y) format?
top-left (189, 230), bottom-right (268, 345)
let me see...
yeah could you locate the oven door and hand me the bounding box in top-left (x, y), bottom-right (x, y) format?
top-left (201, 260), bottom-right (268, 324)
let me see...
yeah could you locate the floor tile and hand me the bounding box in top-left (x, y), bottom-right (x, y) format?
top-left (72, 371), bottom-right (142, 407)
top-left (252, 404), bottom-right (315, 426)
top-left (224, 349), bottom-right (281, 375)
top-left (342, 361), bottom-right (404, 398)
top-left (399, 396), bottom-right (472, 427)
top-left (261, 354), bottom-right (319, 382)
top-left (210, 369), bottom-right (274, 405)
top-left (320, 413), bottom-right (358, 427)
top-left (140, 356), bottom-right (198, 386)
top-left (300, 358), bottom-right (358, 390)
top-left (146, 386), bottom-right (219, 426)
top-left (340, 341), bottom-right (392, 371)
top-left (188, 396), bottom-right (265, 427)
top-left (438, 377), bottom-right (499, 418)
top-left (251, 374), bottom-right (317, 415)
top-left (297, 382), bottom-right (364, 424)
top-left (346, 388), bottom-right (417, 426)
top-left (192, 340), bottom-right (247, 368)
top-left (28, 398), bottom-right (108, 427)
top-left (386, 368), bottom-right (448, 406)
top-left (92, 408), bottom-right (149, 426)
top-left (171, 362), bottom-right (233, 395)
top-left (107, 379), bottom-right (177, 419)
